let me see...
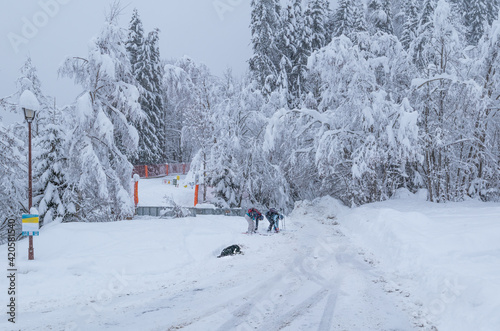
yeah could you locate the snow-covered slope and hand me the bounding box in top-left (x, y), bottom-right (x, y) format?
top-left (2, 183), bottom-right (499, 330)
top-left (340, 194), bottom-right (500, 331)
top-left (136, 176), bottom-right (209, 207)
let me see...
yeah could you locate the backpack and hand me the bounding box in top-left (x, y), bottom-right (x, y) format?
top-left (248, 208), bottom-right (263, 220)
top-left (266, 208), bottom-right (284, 221)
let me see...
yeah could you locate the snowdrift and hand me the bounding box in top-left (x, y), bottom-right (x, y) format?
top-left (339, 196), bottom-right (500, 330)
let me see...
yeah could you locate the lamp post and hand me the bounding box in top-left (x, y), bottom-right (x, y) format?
top-left (20, 90), bottom-right (39, 261)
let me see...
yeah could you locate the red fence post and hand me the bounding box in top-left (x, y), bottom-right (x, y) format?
top-left (134, 181), bottom-right (139, 207)
top-left (145, 165), bottom-right (149, 178)
top-left (183, 163), bottom-right (186, 175)
top-left (166, 164), bottom-right (169, 176)
top-left (194, 184), bottom-right (199, 206)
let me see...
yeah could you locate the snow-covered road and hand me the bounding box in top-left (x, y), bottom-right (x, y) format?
top-left (2, 200), bottom-right (417, 330)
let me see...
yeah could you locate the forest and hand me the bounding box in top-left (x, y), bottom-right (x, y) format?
top-left (1, 0), bottom-right (499, 228)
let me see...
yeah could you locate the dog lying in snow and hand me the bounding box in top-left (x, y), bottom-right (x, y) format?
top-left (217, 245), bottom-right (242, 258)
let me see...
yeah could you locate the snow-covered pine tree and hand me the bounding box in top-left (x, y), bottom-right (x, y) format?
top-left (0, 123), bottom-right (25, 218)
top-left (3, 57), bottom-right (59, 221)
top-left (13, 57), bottom-right (69, 226)
top-left (280, 3), bottom-right (298, 107)
top-left (382, 0), bottom-right (394, 33)
top-left (126, 8), bottom-right (144, 74)
top-left (367, 0), bottom-right (394, 35)
top-left (463, 0), bottom-right (499, 45)
top-left (332, 0), bottom-right (355, 38)
top-left (322, 0), bottom-right (334, 46)
top-left (485, 0), bottom-right (500, 26)
top-left (288, 0), bottom-right (312, 108)
top-left (4, 57), bottom-right (52, 138)
top-left (411, 0), bottom-right (437, 69)
top-left (401, 0), bottom-right (420, 50)
top-left (306, 0), bottom-right (329, 52)
top-left (0, 121), bottom-right (26, 244)
top-left (59, 5), bottom-right (142, 222)
top-left (33, 105), bottom-right (68, 225)
top-left (132, 26), bottom-right (165, 165)
top-left (352, 0), bottom-right (368, 35)
top-left (276, 55), bottom-right (291, 106)
top-left (126, 10), bottom-right (164, 165)
top-left (249, 0), bottom-right (283, 97)
top-left (303, 0), bottom-right (333, 109)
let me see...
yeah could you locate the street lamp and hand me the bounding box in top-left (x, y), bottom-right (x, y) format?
top-left (20, 90), bottom-right (39, 261)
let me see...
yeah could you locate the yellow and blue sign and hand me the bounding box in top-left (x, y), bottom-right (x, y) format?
top-left (22, 214), bottom-right (39, 236)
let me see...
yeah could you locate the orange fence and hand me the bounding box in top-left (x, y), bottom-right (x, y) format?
top-left (133, 163), bottom-right (191, 178)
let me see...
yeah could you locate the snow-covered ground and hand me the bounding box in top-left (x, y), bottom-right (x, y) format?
top-left (340, 194), bottom-right (500, 330)
top-left (137, 175), bottom-right (215, 209)
top-left (1, 179), bottom-right (500, 330)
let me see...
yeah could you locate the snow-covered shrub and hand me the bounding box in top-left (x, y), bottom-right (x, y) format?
top-left (162, 195), bottom-right (191, 218)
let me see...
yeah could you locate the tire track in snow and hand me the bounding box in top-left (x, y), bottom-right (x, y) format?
top-left (213, 271), bottom-right (298, 331)
top-left (266, 288), bottom-right (329, 330)
top-left (163, 270), bottom-right (290, 330)
top-left (318, 286), bottom-right (339, 330)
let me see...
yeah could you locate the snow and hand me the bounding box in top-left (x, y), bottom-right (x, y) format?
top-left (76, 94), bottom-right (94, 125)
top-left (136, 176), bottom-right (202, 207)
top-left (2, 183), bottom-right (500, 330)
top-left (98, 53), bottom-right (116, 80)
top-left (340, 198), bottom-right (500, 330)
top-left (18, 90), bottom-right (40, 112)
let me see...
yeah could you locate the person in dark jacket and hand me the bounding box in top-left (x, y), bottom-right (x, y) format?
top-left (265, 208), bottom-right (284, 233)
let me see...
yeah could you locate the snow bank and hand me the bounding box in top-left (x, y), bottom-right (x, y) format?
top-left (339, 198), bottom-right (500, 330)
top-left (290, 195), bottom-right (348, 225)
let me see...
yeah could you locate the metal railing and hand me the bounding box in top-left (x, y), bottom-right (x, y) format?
top-left (133, 163), bottom-right (191, 178)
top-left (135, 206), bottom-right (246, 218)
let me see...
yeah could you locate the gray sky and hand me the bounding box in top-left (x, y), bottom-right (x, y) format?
top-left (1, 0), bottom-right (252, 121)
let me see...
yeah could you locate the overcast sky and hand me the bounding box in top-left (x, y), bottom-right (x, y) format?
top-left (1, 0), bottom-right (252, 122)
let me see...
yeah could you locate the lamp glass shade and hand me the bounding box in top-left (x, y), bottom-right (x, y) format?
top-left (23, 108), bottom-right (36, 123)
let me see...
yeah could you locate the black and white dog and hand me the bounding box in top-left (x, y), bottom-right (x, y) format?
top-left (217, 245), bottom-right (242, 258)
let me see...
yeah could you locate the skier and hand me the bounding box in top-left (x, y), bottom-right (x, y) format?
top-left (265, 208), bottom-right (284, 233)
top-left (245, 207), bottom-right (263, 234)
